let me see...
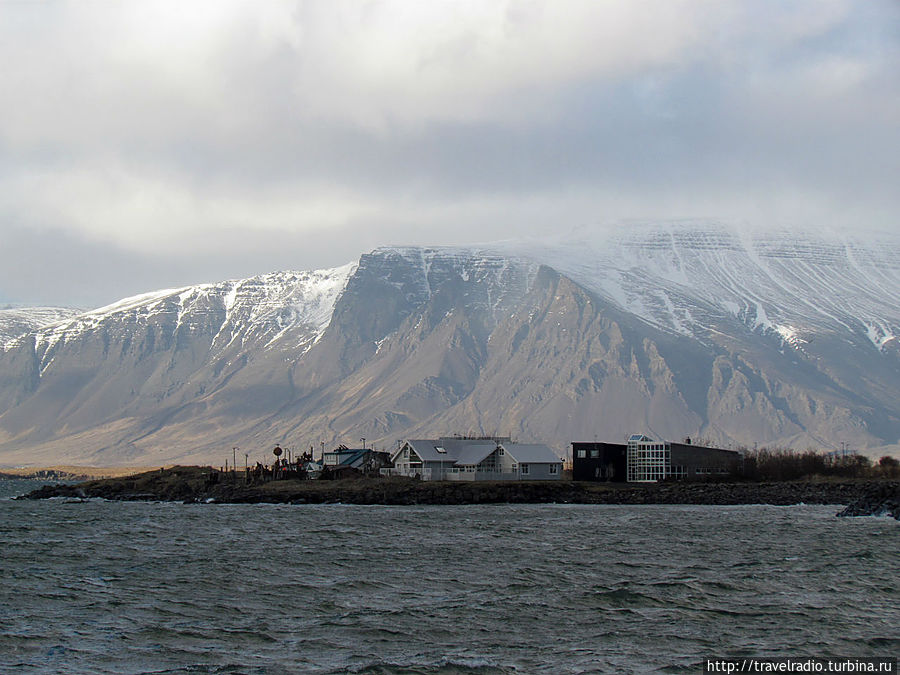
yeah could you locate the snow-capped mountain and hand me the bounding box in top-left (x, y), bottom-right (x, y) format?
top-left (0, 223), bottom-right (898, 467)
top-left (0, 307), bottom-right (82, 347)
top-left (493, 221), bottom-right (900, 350)
top-left (9, 263), bottom-right (357, 378)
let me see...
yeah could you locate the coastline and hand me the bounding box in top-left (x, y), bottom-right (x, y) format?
top-left (0, 465), bottom-right (156, 481)
top-left (17, 466), bottom-right (900, 513)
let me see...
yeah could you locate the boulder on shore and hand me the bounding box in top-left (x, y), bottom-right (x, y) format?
top-left (837, 483), bottom-right (900, 519)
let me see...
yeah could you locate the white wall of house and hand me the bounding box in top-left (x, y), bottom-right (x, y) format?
top-left (496, 446), bottom-right (518, 473)
top-left (392, 443), bottom-right (424, 476)
top-left (514, 462), bottom-right (562, 480)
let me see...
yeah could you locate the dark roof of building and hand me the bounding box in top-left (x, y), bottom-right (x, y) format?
top-left (323, 448), bottom-right (369, 466)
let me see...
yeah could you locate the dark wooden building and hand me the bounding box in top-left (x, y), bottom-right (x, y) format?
top-left (572, 436), bottom-right (742, 482)
top-left (571, 442), bottom-right (627, 481)
top-left (669, 440), bottom-right (741, 479)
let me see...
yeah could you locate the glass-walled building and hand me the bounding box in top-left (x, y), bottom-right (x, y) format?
top-left (626, 434), bottom-right (671, 482)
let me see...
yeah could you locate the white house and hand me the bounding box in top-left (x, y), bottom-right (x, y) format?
top-left (387, 437), bottom-right (563, 481)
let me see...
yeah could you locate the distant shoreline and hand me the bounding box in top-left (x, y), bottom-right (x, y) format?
top-left (0, 466), bottom-right (157, 481)
top-left (17, 466), bottom-right (900, 515)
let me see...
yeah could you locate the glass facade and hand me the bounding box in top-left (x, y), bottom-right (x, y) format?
top-left (626, 436), bottom-right (671, 482)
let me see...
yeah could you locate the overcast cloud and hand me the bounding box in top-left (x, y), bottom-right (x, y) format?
top-left (0, 0), bottom-right (897, 307)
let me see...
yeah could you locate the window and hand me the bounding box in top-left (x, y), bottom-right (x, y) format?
top-left (520, 464), bottom-right (529, 475)
top-left (498, 447), bottom-right (505, 456)
top-left (576, 449), bottom-right (586, 458)
top-left (590, 449), bottom-right (599, 458)
top-left (434, 446), bottom-right (446, 454)
top-left (549, 464), bottom-right (559, 475)
top-left (627, 438), bottom-right (670, 482)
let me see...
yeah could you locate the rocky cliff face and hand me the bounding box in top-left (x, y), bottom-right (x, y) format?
top-left (1, 226), bottom-right (898, 466)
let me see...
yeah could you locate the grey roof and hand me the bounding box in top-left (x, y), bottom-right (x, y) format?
top-left (454, 443), bottom-right (498, 466)
top-left (396, 438), bottom-right (498, 466)
top-left (501, 443), bottom-right (562, 464)
top-left (396, 438), bottom-right (561, 467)
top-left (396, 439), bottom-right (439, 462)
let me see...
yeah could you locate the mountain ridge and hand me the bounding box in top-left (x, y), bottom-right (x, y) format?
top-left (1, 223), bottom-right (898, 466)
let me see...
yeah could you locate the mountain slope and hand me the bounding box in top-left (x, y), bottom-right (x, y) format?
top-left (496, 221), bottom-right (900, 349)
top-left (0, 225), bottom-right (898, 466)
top-left (0, 265), bottom-right (355, 464)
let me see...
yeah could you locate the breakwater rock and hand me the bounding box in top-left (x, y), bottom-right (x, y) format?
top-left (17, 466), bottom-right (893, 508)
top-left (837, 482), bottom-right (900, 519)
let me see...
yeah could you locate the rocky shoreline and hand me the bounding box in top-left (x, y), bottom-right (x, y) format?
top-left (836, 483), bottom-right (900, 519)
top-left (16, 466), bottom-right (900, 516)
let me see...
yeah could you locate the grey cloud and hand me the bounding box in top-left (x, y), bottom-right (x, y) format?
top-left (0, 1), bottom-right (897, 306)
top-left (0, 224), bottom-right (362, 309)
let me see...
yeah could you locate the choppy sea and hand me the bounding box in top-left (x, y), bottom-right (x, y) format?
top-left (1, 479), bottom-right (897, 674)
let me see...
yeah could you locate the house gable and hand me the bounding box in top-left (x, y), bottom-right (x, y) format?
top-left (389, 437), bottom-right (562, 481)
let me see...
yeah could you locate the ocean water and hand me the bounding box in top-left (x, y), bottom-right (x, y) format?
top-left (1, 480), bottom-right (897, 674)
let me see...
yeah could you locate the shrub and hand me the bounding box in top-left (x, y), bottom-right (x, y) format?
top-left (738, 447), bottom-right (874, 481)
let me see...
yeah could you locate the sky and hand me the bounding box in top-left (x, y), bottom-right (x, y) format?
top-left (0, 0), bottom-right (897, 308)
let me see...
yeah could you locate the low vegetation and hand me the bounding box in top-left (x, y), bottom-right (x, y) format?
top-left (735, 448), bottom-right (899, 481)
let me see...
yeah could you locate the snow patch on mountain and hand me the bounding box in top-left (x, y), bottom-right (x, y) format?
top-left (774, 324), bottom-right (807, 349)
top-left (486, 220), bottom-right (900, 346)
top-left (865, 321), bottom-right (897, 350)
